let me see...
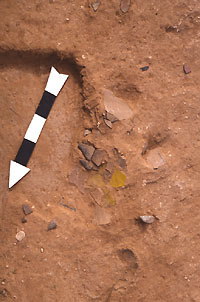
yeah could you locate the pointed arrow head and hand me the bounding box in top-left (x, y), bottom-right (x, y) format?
top-left (45, 66), bottom-right (69, 96)
top-left (9, 160), bottom-right (30, 189)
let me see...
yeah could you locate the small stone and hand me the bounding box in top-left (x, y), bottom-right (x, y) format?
top-left (80, 159), bottom-right (93, 171)
top-left (22, 204), bottom-right (32, 215)
top-left (146, 149), bottom-right (165, 169)
top-left (120, 0), bottom-right (131, 13)
top-left (140, 66), bottom-right (149, 71)
top-left (104, 119), bottom-right (112, 129)
top-left (91, 149), bottom-right (106, 167)
top-left (139, 216), bottom-right (155, 224)
top-left (104, 89), bottom-right (133, 120)
top-left (183, 64), bottom-right (191, 74)
top-left (60, 202), bottom-right (76, 212)
top-left (21, 217), bottom-right (27, 224)
top-left (47, 221), bottom-right (57, 231)
top-left (16, 231), bottom-right (25, 241)
top-left (40, 248), bottom-right (44, 253)
top-left (106, 112), bottom-right (118, 123)
top-left (84, 129), bottom-right (92, 136)
top-left (66, 18), bottom-right (70, 21)
top-left (78, 143), bottom-right (95, 160)
top-left (91, 0), bottom-right (101, 11)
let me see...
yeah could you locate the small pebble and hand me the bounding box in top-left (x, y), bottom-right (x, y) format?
top-left (60, 202), bottom-right (76, 212)
top-left (40, 248), bottom-right (44, 253)
top-left (21, 217), bottom-right (27, 224)
top-left (91, 0), bottom-right (101, 11)
top-left (120, 0), bottom-right (131, 13)
top-left (22, 204), bottom-right (32, 215)
top-left (140, 66), bottom-right (149, 72)
top-left (84, 129), bottom-right (92, 136)
top-left (16, 231), bottom-right (25, 241)
top-left (139, 216), bottom-right (155, 224)
top-left (183, 64), bottom-right (191, 74)
top-left (47, 221), bottom-right (57, 231)
top-left (104, 119), bottom-right (112, 129)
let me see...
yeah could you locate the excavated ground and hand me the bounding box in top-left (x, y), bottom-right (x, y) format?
top-left (1, 1), bottom-right (200, 301)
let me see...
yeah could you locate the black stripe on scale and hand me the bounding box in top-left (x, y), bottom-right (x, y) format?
top-left (36, 91), bottom-right (56, 119)
top-left (15, 139), bottom-right (35, 166)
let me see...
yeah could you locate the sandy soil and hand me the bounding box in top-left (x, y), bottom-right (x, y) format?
top-left (1, 0), bottom-right (200, 301)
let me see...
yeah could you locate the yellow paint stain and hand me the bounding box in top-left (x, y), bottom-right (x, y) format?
top-left (102, 188), bottom-right (116, 206)
top-left (88, 172), bottom-right (105, 188)
top-left (110, 169), bottom-right (126, 188)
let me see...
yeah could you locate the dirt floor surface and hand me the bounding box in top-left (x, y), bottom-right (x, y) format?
top-left (1, 1), bottom-right (200, 301)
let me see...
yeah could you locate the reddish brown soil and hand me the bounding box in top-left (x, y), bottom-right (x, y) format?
top-left (1, 1), bottom-right (200, 301)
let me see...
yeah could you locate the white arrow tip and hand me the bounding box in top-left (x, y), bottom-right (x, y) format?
top-left (9, 160), bottom-right (30, 189)
top-left (45, 66), bottom-right (68, 96)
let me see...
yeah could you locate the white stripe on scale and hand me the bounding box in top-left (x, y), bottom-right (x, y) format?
top-left (24, 114), bottom-right (46, 143)
top-left (45, 66), bottom-right (69, 96)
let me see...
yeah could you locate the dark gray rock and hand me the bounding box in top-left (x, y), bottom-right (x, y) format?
top-left (47, 220), bottom-right (57, 231)
top-left (106, 112), bottom-right (118, 123)
top-left (60, 202), bottom-right (76, 212)
top-left (91, 149), bottom-right (106, 167)
top-left (140, 66), bottom-right (149, 71)
top-left (21, 217), bottom-right (27, 223)
top-left (78, 143), bottom-right (95, 160)
top-left (22, 204), bottom-right (33, 215)
top-left (80, 159), bottom-right (93, 171)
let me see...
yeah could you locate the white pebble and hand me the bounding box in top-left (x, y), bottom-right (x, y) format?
top-left (140, 216), bottom-right (155, 224)
top-left (16, 231), bottom-right (25, 242)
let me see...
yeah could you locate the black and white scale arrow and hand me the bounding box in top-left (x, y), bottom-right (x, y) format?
top-left (9, 66), bottom-right (68, 188)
